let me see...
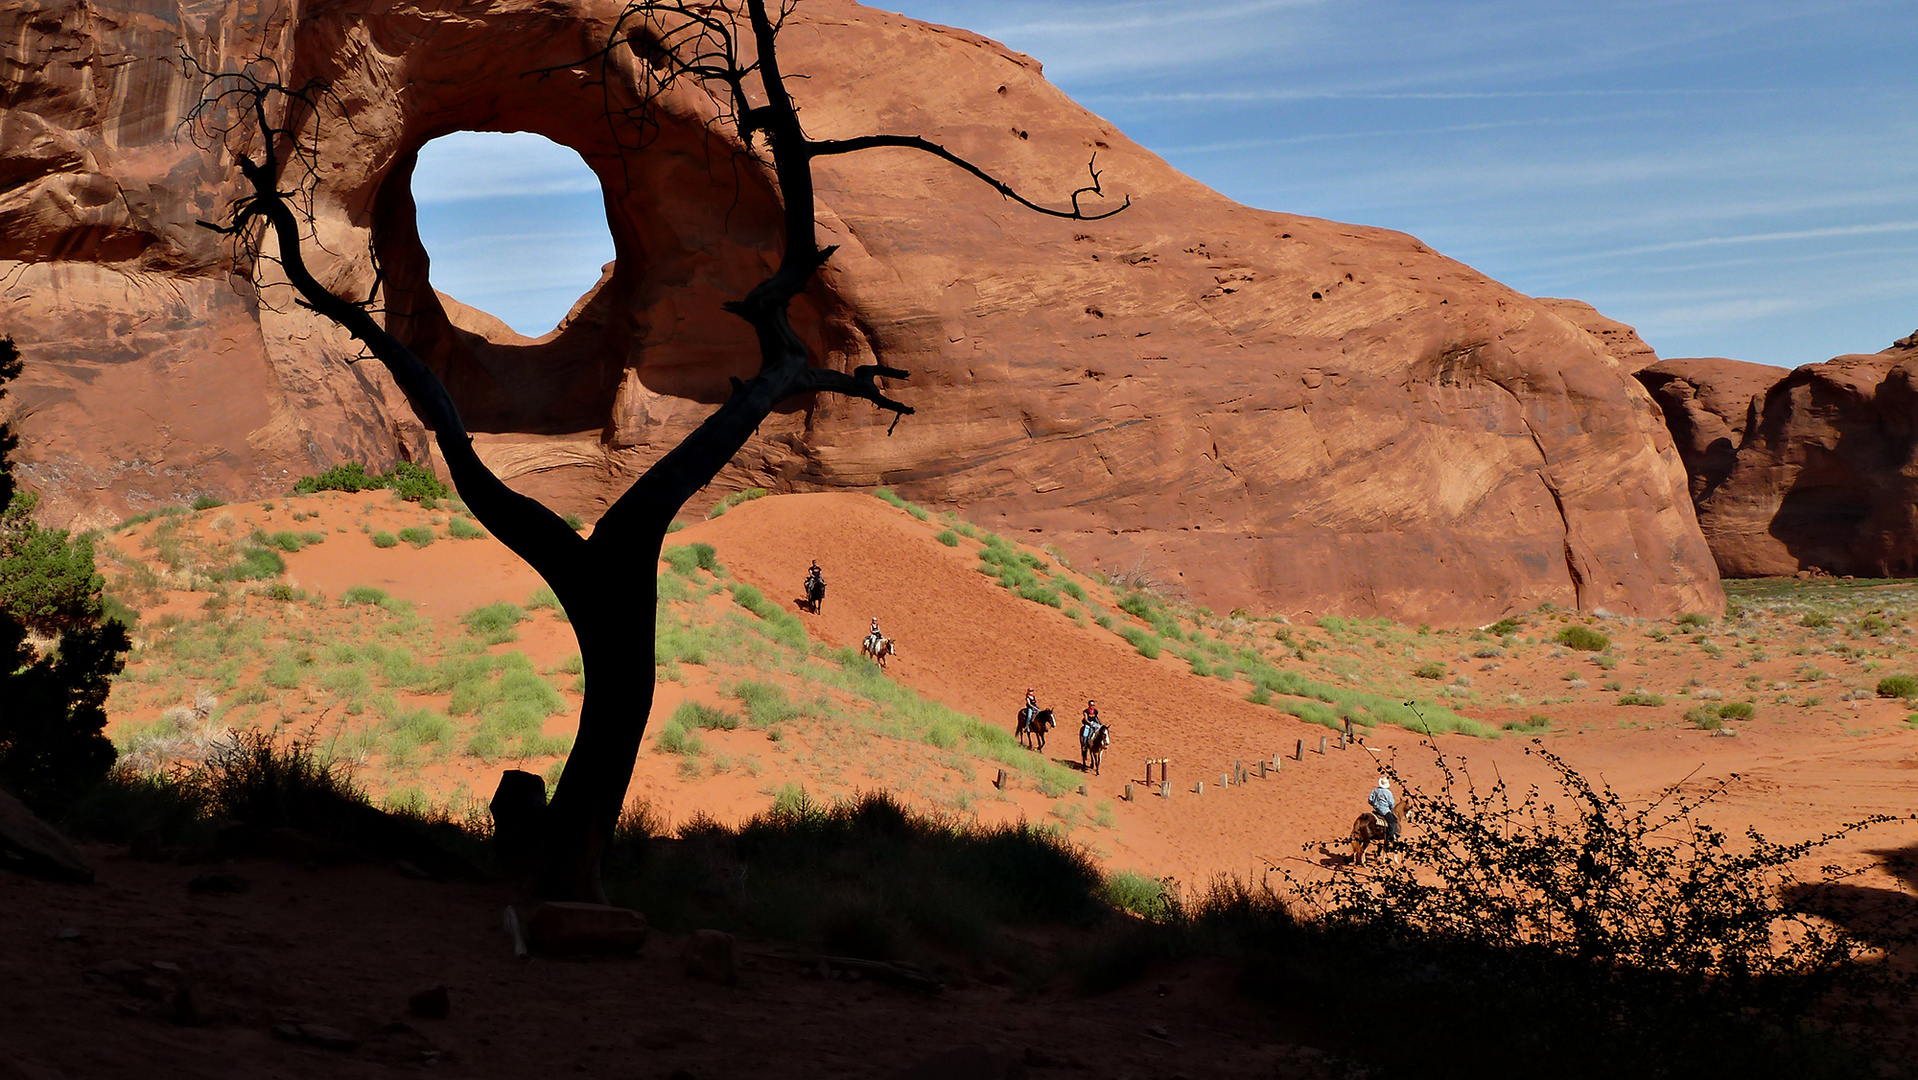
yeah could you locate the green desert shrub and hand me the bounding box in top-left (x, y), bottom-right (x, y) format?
top-left (292, 461), bottom-right (447, 505)
top-left (370, 531), bottom-right (398, 549)
top-left (460, 602), bottom-right (526, 645)
top-left (708, 487), bottom-right (767, 518)
top-left (1102, 870), bottom-right (1174, 921)
top-left (526, 585), bottom-right (568, 622)
top-left (293, 462), bottom-right (383, 495)
top-left (1874, 674), bottom-right (1918, 699)
top-left (221, 546), bottom-right (285, 581)
top-left (386, 462), bottom-right (448, 504)
top-left (673, 700), bottom-right (739, 731)
top-left (397, 526), bottom-right (434, 549)
top-left (1684, 705), bottom-right (1725, 731)
top-left (1556, 624), bottom-right (1611, 652)
top-left (871, 488), bottom-right (931, 520)
top-left (447, 516), bottom-right (486, 540)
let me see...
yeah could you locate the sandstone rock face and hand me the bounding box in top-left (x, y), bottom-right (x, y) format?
top-left (1637, 357), bottom-right (1783, 508)
top-left (1643, 338), bottom-right (1918, 578)
top-left (1537, 298), bottom-right (1662, 372)
top-left (0, 0), bottom-right (1721, 622)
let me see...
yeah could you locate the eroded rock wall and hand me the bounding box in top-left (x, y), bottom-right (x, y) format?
top-left (1, 0), bottom-right (1722, 622)
top-left (1642, 337), bottom-right (1918, 578)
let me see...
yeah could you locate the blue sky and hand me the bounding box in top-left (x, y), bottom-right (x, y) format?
top-left (414, 0), bottom-right (1916, 367)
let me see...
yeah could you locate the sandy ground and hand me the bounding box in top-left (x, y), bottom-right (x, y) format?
top-left (5, 486), bottom-right (1912, 1078)
top-left (93, 490), bottom-right (1918, 893)
top-left (0, 849), bottom-right (1355, 1080)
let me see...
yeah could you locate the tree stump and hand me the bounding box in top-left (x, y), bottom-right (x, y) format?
top-left (490, 770), bottom-right (547, 888)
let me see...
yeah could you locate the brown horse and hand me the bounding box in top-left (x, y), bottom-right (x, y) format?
top-left (1348, 812), bottom-right (1403, 866)
top-left (860, 634), bottom-right (896, 669)
top-left (1016, 708), bottom-right (1055, 751)
top-left (1080, 723), bottom-right (1110, 775)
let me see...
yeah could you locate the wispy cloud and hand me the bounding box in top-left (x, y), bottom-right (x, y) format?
top-left (410, 131), bottom-right (603, 204)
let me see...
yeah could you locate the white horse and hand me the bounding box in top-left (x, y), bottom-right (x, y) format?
top-left (861, 633), bottom-right (897, 669)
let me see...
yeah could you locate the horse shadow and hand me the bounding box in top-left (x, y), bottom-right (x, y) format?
top-left (1780, 840), bottom-right (1918, 961)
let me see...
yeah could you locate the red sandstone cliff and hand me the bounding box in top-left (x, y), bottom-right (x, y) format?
top-left (1642, 336), bottom-right (1918, 578)
top-left (0, 0), bottom-right (1721, 622)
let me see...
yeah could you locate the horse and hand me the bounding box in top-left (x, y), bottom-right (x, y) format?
top-left (801, 574), bottom-right (825, 614)
top-left (860, 633), bottom-right (896, 669)
top-left (1080, 723), bottom-right (1110, 775)
top-left (1349, 811), bottom-right (1403, 867)
top-left (1016, 707), bottom-right (1055, 751)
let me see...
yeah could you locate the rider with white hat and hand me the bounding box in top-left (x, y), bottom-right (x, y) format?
top-left (1368, 776), bottom-right (1400, 842)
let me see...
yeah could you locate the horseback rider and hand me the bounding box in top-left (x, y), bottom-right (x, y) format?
top-left (1368, 776), bottom-right (1401, 843)
top-left (1080, 699), bottom-right (1103, 743)
top-left (806, 560), bottom-right (824, 591)
top-left (1023, 687), bottom-right (1039, 724)
top-left (864, 616), bottom-right (883, 652)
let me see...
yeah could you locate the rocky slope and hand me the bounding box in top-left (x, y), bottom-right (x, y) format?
top-left (0, 0), bottom-right (1720, 622)
top-left (1641, 334), bottom-right (1918, 578)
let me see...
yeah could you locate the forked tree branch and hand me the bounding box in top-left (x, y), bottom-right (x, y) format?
top-left (808, 137), bottom-right (1128, 220)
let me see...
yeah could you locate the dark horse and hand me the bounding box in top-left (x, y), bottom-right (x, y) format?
top-left (1080, 723), bottom-right (1110, 775)
top-left (801, 573), bottom-right (825, 614)
top-left (1016, 707), bottom-right (1055, 751)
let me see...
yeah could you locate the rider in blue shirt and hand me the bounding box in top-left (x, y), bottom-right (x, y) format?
top-left (1080, 699), bottom-right (1103, 743)
top-left (1368, 777), bottom-right (1400, 842)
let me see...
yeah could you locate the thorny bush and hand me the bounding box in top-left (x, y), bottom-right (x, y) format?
top-left (1273, 743), bottom-right (1918, 1076)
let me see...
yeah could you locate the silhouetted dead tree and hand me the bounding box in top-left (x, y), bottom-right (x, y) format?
top-left (189, 0), bottom-right (1125, 901)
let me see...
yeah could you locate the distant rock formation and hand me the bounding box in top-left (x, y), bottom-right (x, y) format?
top-left (0, 0), bottom-right (1720, 622)
top-left (1641, 335), bottom-right (1918, 578)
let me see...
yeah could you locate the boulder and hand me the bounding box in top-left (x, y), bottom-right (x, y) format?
top-left (407, 983), bottom-right (450, 1019)
top-left (682, 929), bottom-right (738, 985)
top-left (0, 0), bottom-right (1720, 622)
top-left (522, 901), bottom-right (648, 956)
top-left (0, 787), bottom-right (94, 884)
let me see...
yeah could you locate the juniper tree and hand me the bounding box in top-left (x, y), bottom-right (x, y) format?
top-left (0, 337), bottom-right (128, 814)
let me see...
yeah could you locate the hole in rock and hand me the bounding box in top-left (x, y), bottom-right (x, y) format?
top-left (411, 131), bottom-right (616, 338)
